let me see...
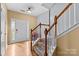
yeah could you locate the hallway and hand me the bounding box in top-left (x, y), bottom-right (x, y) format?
top-left (5, 40), bottom-right (32, 56)
top-left (1, 3), bottom-right (79, 56)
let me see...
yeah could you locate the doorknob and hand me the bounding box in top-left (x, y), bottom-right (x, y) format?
top-left (16, 29), bottom-right (18, 31)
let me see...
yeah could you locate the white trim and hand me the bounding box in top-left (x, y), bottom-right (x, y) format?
top-left (11, 18), bottom-right (15, 41)
top-left (69, 6), bottom-right (71, 28)
top-left (64, 13), bottom-right (66, 31)
top-left (1, 6), bottom-right (7, 56)
top-left (74, 4), bottom-right (76, 25)
top-left (26, 20), bottom-right (30, 39)
top-left (51, 46), bottom-right (56, 55)
top-left (56, 23), bottom-right (79, 39)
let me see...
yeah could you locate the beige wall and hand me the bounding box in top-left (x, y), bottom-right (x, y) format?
top-left (7, 10), bottom-right (37, 44)
top-left (56, 27), bottom-right (79, 56)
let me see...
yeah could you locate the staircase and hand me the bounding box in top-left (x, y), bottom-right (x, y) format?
top-left (31, 3), bottom-right (72, 56)
top-left (32, 38), bottom-right (45, 56)
top-left (32, 38), bottom-right (57, 56)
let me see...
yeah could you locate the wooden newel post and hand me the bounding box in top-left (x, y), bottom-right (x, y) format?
top-left (44, 28), bottom-right (48, 56)
top-left (54, 16), bottom-right (57, 37)
top-left (31, 29), bottom-right (32, 51)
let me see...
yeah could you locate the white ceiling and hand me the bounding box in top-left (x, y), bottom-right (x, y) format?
top-left (42, 3), bottom-right (55, 9)
top-left (6, 3), bottom-right (53, 16)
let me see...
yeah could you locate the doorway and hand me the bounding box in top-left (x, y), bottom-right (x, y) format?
top-left (10, 18), bottom-right (29, 44)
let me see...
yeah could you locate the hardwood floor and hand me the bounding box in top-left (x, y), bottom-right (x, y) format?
top-left (5, 40), bottom-right (32, 56)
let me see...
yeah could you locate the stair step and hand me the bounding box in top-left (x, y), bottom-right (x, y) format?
top-left (32, 49), bottom-right (38, 56)
top-left (33, 46), bottom-right (45, 56)
top-left (32, 38), bottom-right (49, 56)
top-left (37, 42), bottom-right (45, 46)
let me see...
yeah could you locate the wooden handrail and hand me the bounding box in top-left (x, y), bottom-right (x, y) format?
top-left (32, 23), bottom-right (41, 31)
top-left (57, 3), bottom-right (72, 19)
top-left (47, 23), bottom-right (55, 33)
top-left (47, 3), bottom-right (72, 33)
top-left (32, 23), bottom-right (49, 31)
top-left (46, 16), bottom-right (57, 34)
top-left (41, 24), bottom-right (49, 26)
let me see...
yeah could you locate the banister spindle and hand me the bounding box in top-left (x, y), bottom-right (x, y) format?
top-left (31, 29), bottom-right (32, 51)
top-left (44, 28), bottom-right (48, 56)
top-left (40, 23), bottom-right (41, 39)
top-left (54, 16), bottom-right (57, 37)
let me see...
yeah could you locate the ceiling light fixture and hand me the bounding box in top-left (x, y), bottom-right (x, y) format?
top-left (26, 7), bottom-right (32, 15)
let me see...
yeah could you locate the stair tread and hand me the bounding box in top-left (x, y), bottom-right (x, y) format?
top-left (33, 46), bottom-right (45, 56)
top-left (32, 38), bottom-right (48, 56)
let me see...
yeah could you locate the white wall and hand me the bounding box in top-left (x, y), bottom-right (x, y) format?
top-left (37, 11), bottom-right (49, 38)
top-left (76, 4), bottom-right (79, 24)
top-left (37, 11), bottom-right (49, 24)
top-left (50, 3), bottom-right (67, 25)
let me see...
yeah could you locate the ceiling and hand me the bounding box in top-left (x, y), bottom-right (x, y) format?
top-left (6, 3), bottom-right (54, 16)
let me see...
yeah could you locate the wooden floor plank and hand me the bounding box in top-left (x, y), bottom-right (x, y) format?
top-left (5, 40), bottom-right (32, 56)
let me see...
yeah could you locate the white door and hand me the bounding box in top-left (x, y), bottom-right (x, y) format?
top-left (11, 19), bottom-right (29, 43)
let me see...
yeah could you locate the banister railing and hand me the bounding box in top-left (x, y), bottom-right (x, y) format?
top-left (32, 23), bottom-right (41, 31)
top-left (57, 3), bottom-right (72, 19)
top-left (32, 23), bottom-right (49, 32)
top-left (31, 22), bottom-right (49, 54)
top-left (44, 3), bottom-right (72, 56)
